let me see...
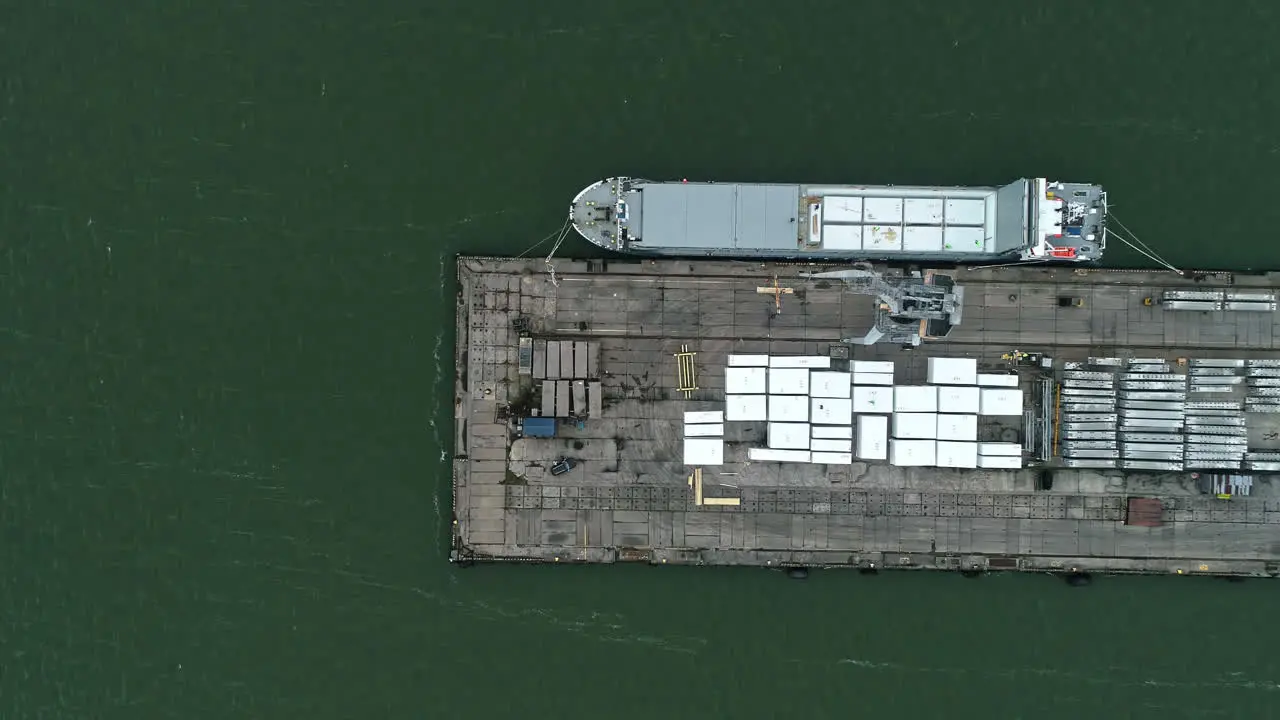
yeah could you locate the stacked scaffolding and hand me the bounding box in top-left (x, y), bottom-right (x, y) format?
top-left (1060, 357), bottom-right (1189, 471)
top-left (1161, 289), bottom-right (1278, 312)
top-left (1058, 355), bottom-right (1280, 472)
top-left (1118, 358), bottom-right (1186, 471)
top-left (1059, 359), bottom-right (1120, 469)
top-left (1245, 359), bottom-right (1280, 415)
top-left (1185, 358), bottom-right (1248, 470)
top-left (1246, 452), bottom-right (1280, 472)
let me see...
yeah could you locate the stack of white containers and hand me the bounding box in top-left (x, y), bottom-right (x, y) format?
top-left (977, 372), bottom-right (1024, 467)
top-left (890, 384), bottom-right (938, 466)
top-left (809, 370), bottom-right (853, 464)
top-left (979, 388), bottom-right (1024, 416)
top-left (851, 360), bottom-right (894, 461)
top-left (926, 357), bottom-right (980, 468)
top-left (852, 360), bottom-right (895, 386)
top-left (725, 355), bottom-right (769, 422)
top-left (683, 410), bottom-right (725, 465)
top-left (978, 442), bottom-right (1023, 468)
top-left (729, 353), bottom-right (1027, 471)
top-left (744, 355), bottom-right (825, 464)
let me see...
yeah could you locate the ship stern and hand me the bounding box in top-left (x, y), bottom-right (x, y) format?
top-left (1021, 179), bottom-right (1108, 264)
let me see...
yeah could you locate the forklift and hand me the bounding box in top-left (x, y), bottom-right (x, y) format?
top-left (1001, 349), bottom-right (1045, 367)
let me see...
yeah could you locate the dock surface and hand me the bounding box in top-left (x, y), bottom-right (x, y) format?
top-left (452, 257), bottom-right (1280, 576)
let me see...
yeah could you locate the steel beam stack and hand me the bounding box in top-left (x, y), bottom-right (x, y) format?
top-left (1057, 356), bottom-right (1277, 473)
top-left (1185, 359), bottom-right (1248, 470)
top-left (1246, 452), bottom-right (1280, 472)
top-left (1245, 359), bottom-right (1280, 414)
top-left (1117, 358), bottom-right (1185, 471)
top-left (1161, 290), bottom-right (1278, 312)
top-left (1059, 360), bottom-right (1120, 469)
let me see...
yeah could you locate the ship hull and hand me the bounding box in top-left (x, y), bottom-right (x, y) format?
top-left (570, 177), bottom-right (1107, 265)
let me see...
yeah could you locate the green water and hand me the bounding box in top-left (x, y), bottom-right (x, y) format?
top-left (6, 2), bottom-right (1280, 717)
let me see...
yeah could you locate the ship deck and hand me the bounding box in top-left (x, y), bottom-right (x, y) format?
top-left (453, 257), bottom-right (1280, 576)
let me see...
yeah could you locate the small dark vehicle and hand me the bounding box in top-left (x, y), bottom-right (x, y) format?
top-left (550, 458), bottom-right (577, 476)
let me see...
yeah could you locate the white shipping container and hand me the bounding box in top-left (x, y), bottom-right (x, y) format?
top-left (728, 354), bottom-right (770, 367)
top-left (748, 448), bottom-right (811, 463)
top-left (823, 196), bottom-right (863, 222)
top-left (893, 385), bottom-right (938, 413)
top-left (812, 425), bottom-right (853, 439)
top-left (852, 385), bottom-right (894, 413)
top-left (978, 455), bottom-right (1023, 469)
top-left (889, 439), bottom-right (936, 467)
top-left (821, 224), bottom-right (862, 250)
top-left (768, 356), bottom-right (832, 369)
top-left (945, 226), bottom-right (987, 252)
top-left (893, 412), bottom-right (937, 439)
top-left (767, 422), bottom-right (810, 449)
top-left (864, 197), bottom-right (903, 223)
top-left (684, 423), bottom-right (725, 437)
top-left (768, 394), bottom-right (809, 422)
top-left (852, 372), bottom-right (895, 386)
top-left (725, 366), bottom-right (768, 394)
top-left (902, 226), bottom-right (943, 252)
top-left (851, 360), bottom-right (896, 374)
top-left (936, 441), bottom-right (978, 468)
top-left (904, 197), bottom-right (944, 224)
top-left (863, 224), bottom-right (903, 251)
top-left (810, 397), bottom-right (852, 425)
top-left (810, 371), bottom-right (852, 398)
top-left (936, 414), bottom-right (978, 441)
top-left (945, 198), bottom-right (986, 225)
top-left (978, 442), bottom-right (1022, 456)
top-left (977, 373), bottom-right (1021, 387)
top-left (725, 394), bottom-right (768, 421)
top-left (980, 388), bottom-right (1024, 416)
top-left (811, 439), bottom-right (853, 453)
top-left (684, 411), bottom-right (724, 424)
top-left (768, 368), bottom-right (810, 395)
top-left (857, 415), bottom-right (889, 460)
top-left (937, 385), bottom-right (980, 414)
top-left (927, 357), bottom-right (978, 385)
top-left (810, 451), bottom-right (854, 465)
top-left (683, 438), bottom-right (724, 465)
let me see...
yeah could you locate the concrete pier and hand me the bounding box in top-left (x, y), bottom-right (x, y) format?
top-left (452, 257), bottom-right (1280, 577)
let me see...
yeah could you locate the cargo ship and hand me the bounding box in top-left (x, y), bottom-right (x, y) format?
top-left (569, 177), bottom-right (1107, 264)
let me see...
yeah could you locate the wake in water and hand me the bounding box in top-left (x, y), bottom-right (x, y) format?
top-left (324, 569), bottom-right (708, 656)
top-left (424, 252), bottom-right (450, 553)
top-left (836, 656), bottom-right (1280, 693)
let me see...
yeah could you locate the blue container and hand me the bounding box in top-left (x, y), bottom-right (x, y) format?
top-left (521, 417), bottom-right (557, 438)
